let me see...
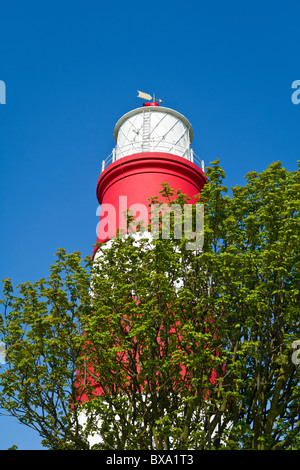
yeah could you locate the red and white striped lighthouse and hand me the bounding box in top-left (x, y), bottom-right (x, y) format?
top-left (79, 95), bottom-right (209, 447)
top-left (94, 94), bottom-right (207, 257)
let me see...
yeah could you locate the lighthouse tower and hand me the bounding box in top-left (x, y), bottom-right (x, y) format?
top-left (94, 95), bottom-right (207, 257)
top-left (80, 95), bottom-right (209, 448)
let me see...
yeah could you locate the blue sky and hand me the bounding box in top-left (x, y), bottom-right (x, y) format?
top-left (0, 0), bottom-right (300, 449)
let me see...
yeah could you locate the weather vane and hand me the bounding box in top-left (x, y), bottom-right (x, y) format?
top-left (137, 90), bottom-right (163, 103)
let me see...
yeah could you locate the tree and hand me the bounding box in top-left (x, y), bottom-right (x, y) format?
top-left (0, 160), bottom-right (299, 450)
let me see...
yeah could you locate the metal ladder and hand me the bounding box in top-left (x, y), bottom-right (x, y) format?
top-left (142, 110), bottom-right (151, 152)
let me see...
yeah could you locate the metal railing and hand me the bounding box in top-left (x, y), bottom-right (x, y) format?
top-left (101, 142), bottom-right (205, 173)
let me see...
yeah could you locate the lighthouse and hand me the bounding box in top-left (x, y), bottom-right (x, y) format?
top-left (94, 93), bottom-right (207, 257)
top-left (79, 94), bottom-right (209, 449)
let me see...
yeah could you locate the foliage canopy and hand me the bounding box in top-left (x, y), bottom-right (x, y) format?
top-left (1, 160), bottom-right (300, 450)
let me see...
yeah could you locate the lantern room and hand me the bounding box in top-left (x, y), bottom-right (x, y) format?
top-left (101, 102), bottom-right (204, 172)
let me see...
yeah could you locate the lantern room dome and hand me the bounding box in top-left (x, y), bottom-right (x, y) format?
top-left (113, 105), bottom-right (194, 160)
